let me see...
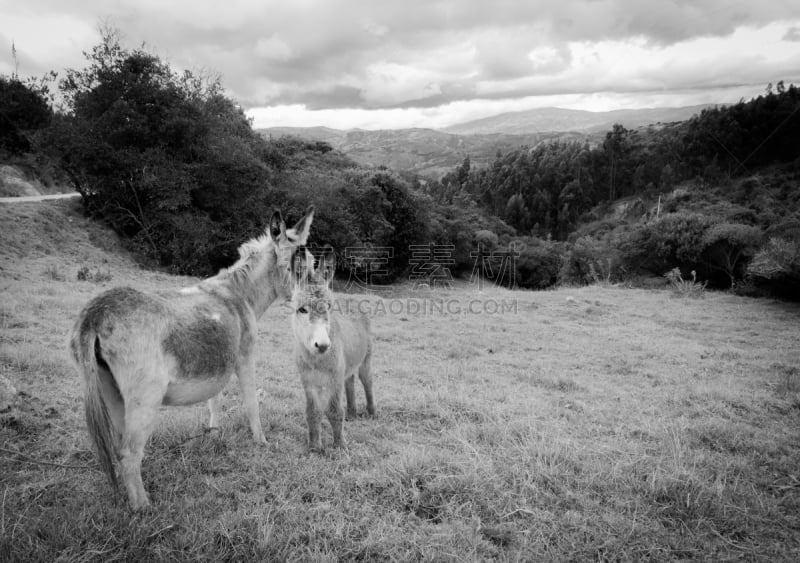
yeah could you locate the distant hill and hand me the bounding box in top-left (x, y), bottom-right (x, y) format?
top-left (258, 127), bottom-right (591, 177)
top-left (442, 105), bottom-right (714, 135)
top-left (258, 105), bottom-right (715, 177)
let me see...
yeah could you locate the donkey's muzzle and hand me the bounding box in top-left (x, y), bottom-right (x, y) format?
top-left (314, 342), bottom-right (330, 354)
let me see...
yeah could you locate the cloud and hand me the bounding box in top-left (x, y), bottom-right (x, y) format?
top-left (254, 34), bottom-right (292, 62)
top-left (3, 0), bottom-right (800, 119)
top-left (784, 26), bottom-right (800, 41)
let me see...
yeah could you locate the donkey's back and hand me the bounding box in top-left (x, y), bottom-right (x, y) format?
top-left (70, 286), bottom-right (244, 407)
top-left (332, 311), bottom-right (371, 375)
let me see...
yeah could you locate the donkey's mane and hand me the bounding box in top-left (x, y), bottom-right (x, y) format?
top-left (214, 231), bottom-right (275, 287)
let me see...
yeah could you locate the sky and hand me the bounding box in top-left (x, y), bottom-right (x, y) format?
top-left (2, 0), bottom-right (800, 130)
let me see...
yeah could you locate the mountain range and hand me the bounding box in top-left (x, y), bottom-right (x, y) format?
top-left (258, 105), bottom-right (714, 177)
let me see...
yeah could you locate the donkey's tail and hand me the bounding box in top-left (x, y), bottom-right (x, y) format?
top-left (70, 323), bottom-right (122, 491)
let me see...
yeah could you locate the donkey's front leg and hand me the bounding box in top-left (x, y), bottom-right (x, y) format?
top-left (344, 374), bottom-right (357, 420)
top-left (305, 389), bottom-right (324, 453)
top-left (235, 355), bottom-right (267, 444)
top-left (326, 386), bottom-right (346, 449)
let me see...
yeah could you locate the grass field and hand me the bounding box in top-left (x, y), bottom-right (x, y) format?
top-left (1, 198), bottom-right (799, 561)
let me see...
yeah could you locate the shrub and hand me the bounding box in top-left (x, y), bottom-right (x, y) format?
top-left (700, 223), bottom-right (763, 287)
top-left (664, 267), bottom-right (706, 298)
top-left (0, 76), bottom-right (52, 154)
top-left (747, 238), bottom-right (800, 299)
top-left (513, 237), bottom-right (563, 289)
top-left (621, 212), bottom-right (716, 277)
top-left (77, 266), bottom-right (112, 283)
top-left (559, 236), bottom-right (623, 285)
top-left (43, 264), bottom-right (65, 281)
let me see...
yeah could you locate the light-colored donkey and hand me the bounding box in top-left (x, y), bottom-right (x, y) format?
top-left (69, 207), bottom-right (314, 509)
top-left (290, 246), bottom-right (375, 452)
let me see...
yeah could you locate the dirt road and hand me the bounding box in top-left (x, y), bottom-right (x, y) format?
top-left (0, 193), bottom-right (80, 203)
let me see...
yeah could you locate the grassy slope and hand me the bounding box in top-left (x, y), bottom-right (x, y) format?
top-left (1, 199), bottom-right (799, 561)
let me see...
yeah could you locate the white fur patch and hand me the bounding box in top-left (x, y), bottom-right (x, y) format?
top-left (180, 286), bottom-right (201, 295)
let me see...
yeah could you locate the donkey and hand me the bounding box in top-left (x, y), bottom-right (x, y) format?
top-left (69, 207), bottom-right (314, 510)
top-left (290, 246), bottom-right (375, 452)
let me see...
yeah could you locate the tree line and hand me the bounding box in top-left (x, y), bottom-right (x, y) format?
top-left (424, 82), bottom-right (800, 295)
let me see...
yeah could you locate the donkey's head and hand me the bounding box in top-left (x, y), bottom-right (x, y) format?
top-left (291, 245), bottom-right (336, 355)
top-left (268, 206), bottom-right (315, 298)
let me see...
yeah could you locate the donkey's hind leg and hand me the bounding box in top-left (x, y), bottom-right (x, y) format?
top-left (207, 395), bottom-right (222, 431)
top-left (119, 398), bottom-right (160, 510)
top-left (235, 356), bottom-right (267, 444)
top-left (358, 353), bottom-right (376, 417)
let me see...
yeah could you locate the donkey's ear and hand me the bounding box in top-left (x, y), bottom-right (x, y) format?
top-left (269, 210), bottom-right (284, 241)
top-left (290, 206), bottom-right (314, 245)
top-left (319, 244), bottom-right (336, 284)
top-left (291, 247), bottom-right (313, 281)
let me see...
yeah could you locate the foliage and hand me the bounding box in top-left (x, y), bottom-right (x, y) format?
top-left (747, 238), bottom-right (800, 299)
top-left (664, 267), bottom-right (707, 297)
top-left (38, 29), bottom-right (282, 274)
top-left (512, 237), bottom-right (563, 289)
top-left (436, 82), bottom-right (799, 259)
top-left (25, 31), bottom-right (504, 282)
top-left (0, 75), bottom-right (53, 154)
top-left (559, 235), bottom-right (624, 285)
top-left (77, 265), bottom-right (113, 283)
top-left (700, 222), bottom-right (763, 287)
top-left (620, 212), bottom-right (716, 277)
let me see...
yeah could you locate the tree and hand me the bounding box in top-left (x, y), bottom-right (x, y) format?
top-left (505, 193), bottom-right (530, 232)
top-left (42, 28), bottom-right (283, 274)
top-left (621, 212), bottom-right (716, 276)
top-left (602, 124), bottom-right (630, 200)
top-left (701, 223), bottom-right (763, 287)
top-left (748, 238), bottom-right (800, 299)
top-left (0, 75), bottom-right (52, 153)
top-left (659, 164), bottom-right (676, 190)
top-left (456, 155), bottom-right (471, 186)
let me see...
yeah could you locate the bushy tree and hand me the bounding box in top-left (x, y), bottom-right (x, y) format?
top-left (559, 236), bottom-right (623, 285)
top-left (42, 29), bottom-right (283, 273)
top-left (0, 75), bottom-right (52, 153)
top-left (621, 212), bottom-right (716, 277)
top-left (747, 238), bottom-right (800, 299)
top-left (701, 223), bottom-right (763, 287)
top-left (513, 237), bottom-right (563, 289)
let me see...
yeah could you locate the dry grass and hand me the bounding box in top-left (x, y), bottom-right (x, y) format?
top-left (2, 199), bottom-right (800, 561)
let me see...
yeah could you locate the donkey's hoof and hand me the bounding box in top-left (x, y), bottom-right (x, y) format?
top-left (129, 496), bottom-right (151, 511)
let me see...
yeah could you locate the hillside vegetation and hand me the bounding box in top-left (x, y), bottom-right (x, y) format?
top-left (259, 126), bottom-right (590, 177)
top-left (1, 198), bottom-right (800, 560)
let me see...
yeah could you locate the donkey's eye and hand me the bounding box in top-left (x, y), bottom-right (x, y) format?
top-left (297, 306), bottom-right (308, 314)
